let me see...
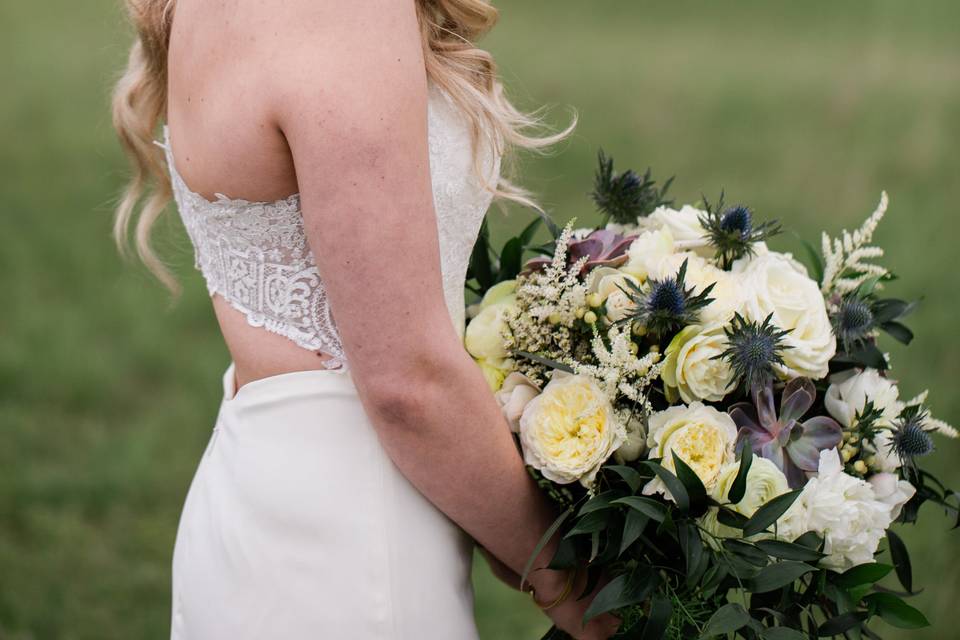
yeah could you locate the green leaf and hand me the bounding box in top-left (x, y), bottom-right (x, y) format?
top-left (513, 351), bottom-right (575, 374)
top-left (863, 593), bottom-right (930, 629)
top-left (743, 490), bottom-right (802, 537)
top-left (640, 460), bottom-right (690, 512)
top-left (881, 321), bottom-right (914, 345)
top-left (520, 507), bottom-right (572, 588)
top-left (547, 537), bottom-right (578, 571)
top-left (728, 445), bottom-right (753, 505)
top-left (886, 529), bottom-right (913, 593)
top-left (716, 507), bottom-right (748, 529)
top-left (613, 496), bottom-right (667, 523)
top-left (582, 569), bottom-right (655, 623)
top-left (672, 452), bottom-right (707, 510)
top-left (761, 628), bottom-right (806, 640)
top-left (565, 511), bottom-right (608, 538)
top-left (468, 219), bottom-right (494, 291)
top-left (795, 234), bottom-right (825, 286)
top-left (605, 465), bottom-right (645, 493)
top-left (817, 612), bottom-right (866, 637)
top-left (679, 521), bottom-right (703, 576)
top-left (755, 539), bottom-right (825, 562)
top-left (747, 561), bottom-right (815, 593)
top-left (723, 538), bottom-right (770, 566)
top-left (518, 217), bottom-right (543, 247)
top-left (498, 236), bottom-right (524, 282)
top-left (833, 563), bottom-right (893, 589)
top-left (579, 490), bottom-right (623, 516)
top-left (620, 509), bottom-right (648, 556)
top-left (698, 603), bottom-right (750, 639)
top-left (639, 594), bottom-right (672, 640)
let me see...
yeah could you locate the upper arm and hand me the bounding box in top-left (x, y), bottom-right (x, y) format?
top-left (263, 1), bottom-right (460, 387)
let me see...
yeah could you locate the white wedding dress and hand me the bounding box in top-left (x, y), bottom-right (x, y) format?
top-left (161, 82), bottom-right (500, 639)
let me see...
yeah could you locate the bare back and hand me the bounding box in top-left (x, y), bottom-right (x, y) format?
top-left (166, 0), bottom-right (386, 386)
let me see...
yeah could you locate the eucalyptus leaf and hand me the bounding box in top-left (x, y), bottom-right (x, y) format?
top-left (817, 612), bottom-right (867, 636)
top-left (605, 465), bottom-right (645, 493)
top-left (640, 460), bottom-right (690, 512)
top-left (728, 445), bottom-right (753, 505)
top-left (613, 496), bottom-right (667, 523)
top-left (639, 594), bottom-right (672, 640)
top-left (755, 539), bottom-right (825, 562)
top-left (863, 593), bottom-right (930, 629)
top-left (698, 603), bottom-right (750, 639)
top-left (747, 561), bottom-right (814, 593)
top-left (672, 452), bottom-right (708, 511)
top-left (886, 529), bottom-right (913, 593)
top-left (743, 490), bottom-right (801, 537)
top-left (620, 509), bottom-right (648, 556)
top-left (833, 563), bottom-right (893, 589)
top-left (582, 569), bottom-right (655, 624)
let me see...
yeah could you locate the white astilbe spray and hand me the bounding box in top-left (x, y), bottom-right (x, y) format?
top-left (574, 325), bottom-right (662, 412)
top-left (821, 192), bottom-right (890, 297)
top-left (505, 222), bottom-right (590, 382)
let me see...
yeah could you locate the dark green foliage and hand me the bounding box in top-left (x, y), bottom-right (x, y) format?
top-left (591, 150), bottom-right (674, 225)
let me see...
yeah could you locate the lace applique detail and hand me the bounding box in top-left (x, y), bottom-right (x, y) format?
top-left (162, 83), bottom-right (500, 370)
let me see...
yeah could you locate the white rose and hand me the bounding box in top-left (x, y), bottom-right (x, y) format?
top-left (614, 414), bottom-right (647, 464)
top-left (495, 372), bottom-right (540, 433)
top-left (639, 251), bottom-right (744, 326)
top-left (779, 449), bottom-right (896, 571)
top-left (643, 402), bottom-right (738, 497)
top-left (661, 324), bottom-right (736, 403)
top-left (734, 251), bottom-right (835, 380)
top-left (825, 368), bottom-right (901, 428)
top-left (623, 227), bottom-right (677, 282)
top-left (868, 472), bottom-right (916, 521)
top-left (825, 368), bottom-right (903, 472)
top-left (519, 373), bottom-right (625, 487)
top-left (640, 205), bottom-right (713, 256)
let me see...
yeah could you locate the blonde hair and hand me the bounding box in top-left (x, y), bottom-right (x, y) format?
top-left (112, 0), bottom-right (573, 292)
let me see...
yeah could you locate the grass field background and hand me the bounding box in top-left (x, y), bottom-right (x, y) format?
top-left (2, 1), bottom-right (959, 638)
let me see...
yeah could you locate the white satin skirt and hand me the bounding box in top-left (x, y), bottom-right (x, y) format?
top-left (171, 364), bottom-right (479, 639)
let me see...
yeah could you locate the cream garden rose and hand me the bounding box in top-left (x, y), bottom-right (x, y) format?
top-left (519, 372), bottom-right (625, 487)
top-left (588, 268), bottom-right (640, 323)
top-left (643, 402), bottom-right (738, 499)
top-left (661, 324), bottom-right (736, 403)
top-left (733, 251), bottom-right (835, 380)
top-left (623, 226), bottom-right (676, 282)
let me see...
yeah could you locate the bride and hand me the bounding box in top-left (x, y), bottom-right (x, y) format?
top-left (112, 0), bottom-right (618, 638)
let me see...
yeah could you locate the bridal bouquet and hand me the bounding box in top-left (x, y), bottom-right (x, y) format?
top-left (465, 154), bottom-right (958, 639)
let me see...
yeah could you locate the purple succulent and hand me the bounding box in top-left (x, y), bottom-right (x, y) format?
top-left (730, 378), bottom-right (843, 488)
top-left (525, 229), bottom-right (636, 275)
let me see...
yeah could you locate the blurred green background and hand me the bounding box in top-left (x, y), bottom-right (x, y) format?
top-left (2, 0), bottom-right (959, 638)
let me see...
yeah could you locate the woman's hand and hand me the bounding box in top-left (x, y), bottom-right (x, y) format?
top-left (532, 568), bottom-right (620, 640)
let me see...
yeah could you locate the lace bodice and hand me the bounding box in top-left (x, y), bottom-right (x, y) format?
top-left (162, 82), bottom-right (500, 369)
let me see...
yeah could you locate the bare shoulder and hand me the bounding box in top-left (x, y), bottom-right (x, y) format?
top-left (165, 0), bottom-right (427, 201)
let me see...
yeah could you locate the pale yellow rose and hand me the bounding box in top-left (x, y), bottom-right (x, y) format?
top-left (477, 359), bottom-right (508, 392)
top-left (639, 205), bottom-right (713, 256)
top-left (465, 280), bottom-right (517, 363)
top-left (661, 324), bottom-right (736, 404)
top-left (519, 372), bottom-right (625, 487)
top-left (643, 402), bottom-right (738, 498)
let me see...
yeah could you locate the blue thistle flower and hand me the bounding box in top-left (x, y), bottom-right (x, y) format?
top-left (890, 410), bottom-right (935, 460)
top-left (718, 313), bottom-right (791, 393)
top-left (831, 294), bottom-right (876, 351)
top-left (591, 151), bottom-right (674, 225)
top-left (720, 206), bottom-right (752, 238)
top-left (617, 258), bottom-right (715, 338)
top-left (699, 193), bottom-right (781, 269)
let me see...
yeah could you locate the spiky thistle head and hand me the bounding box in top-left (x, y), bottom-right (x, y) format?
top-left (831, 294), bottom-right (876, 352)
top-left (591, 150), bottom-right (674, 225)
top-left (890, 406), bottom-right (935, 461)
top-left (617, 258), bottom-right (715, 338)
top-left (718, 312), bottom-right (791, 393)
top-left (699, 193), bottom-right (782, 269)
